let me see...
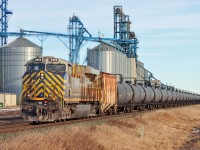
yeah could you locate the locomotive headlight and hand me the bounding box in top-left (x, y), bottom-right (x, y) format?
top-left (40, 73), bottom-right (45, 79)
top-left (48, 93), bottom-right (53, 99)
top-left (26, 93), bottom-right (32, 99)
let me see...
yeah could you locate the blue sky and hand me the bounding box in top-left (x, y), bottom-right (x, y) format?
top-left (8, 0), bottom-right (200, 93)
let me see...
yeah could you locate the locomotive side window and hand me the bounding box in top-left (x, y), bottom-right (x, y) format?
top-left (27, 63), bottom-right (45, 72)
top-left (46, 64), bottom-right (66, 72)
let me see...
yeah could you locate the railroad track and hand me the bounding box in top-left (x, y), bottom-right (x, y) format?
top-left (0, 123), bottom-right (30, 134)
top-left (0, 104), bottom-right (195, 135)
top-left (0, 112), bottom-right (144, 134)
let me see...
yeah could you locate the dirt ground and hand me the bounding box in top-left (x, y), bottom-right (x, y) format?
top-left (0, 105), bottom-right (200, 150)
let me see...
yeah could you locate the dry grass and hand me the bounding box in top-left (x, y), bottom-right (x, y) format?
top-left (1, 105), bottom-right (200, 150)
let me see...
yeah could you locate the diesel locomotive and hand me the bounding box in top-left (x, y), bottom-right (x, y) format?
top-left (21, 56), bottom-right (200, 123)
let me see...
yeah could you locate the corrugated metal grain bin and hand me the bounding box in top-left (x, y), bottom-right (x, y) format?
top-left (0, 37), bottom-right (42, 104)
top-left (87, 42), bottom-right (137, 83)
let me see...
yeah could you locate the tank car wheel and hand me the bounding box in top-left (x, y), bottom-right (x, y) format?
top-left (113, 111), bottom-right (118, 115)
top-left (140, 105), bottom-right (143, 111)
top-left (123, 107), bottom-right (127, 113)
top-left (136, 106), bottom-right (140, 111)
top-left (108, 108), bottom-right (114, 116)
top-left (126, 107), bottom-right (131, 113)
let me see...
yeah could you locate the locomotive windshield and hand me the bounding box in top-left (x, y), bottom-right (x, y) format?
top-left (27, 63), bottom-right (45, 72)
top-left (46, 64), bottom-right (66, 72)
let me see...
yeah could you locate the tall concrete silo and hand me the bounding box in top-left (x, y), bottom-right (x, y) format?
top-left (0, 37), bottom-right (42, 102)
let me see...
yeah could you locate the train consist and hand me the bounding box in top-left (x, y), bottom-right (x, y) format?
top-left (21, 56), bottom-right (200, 123)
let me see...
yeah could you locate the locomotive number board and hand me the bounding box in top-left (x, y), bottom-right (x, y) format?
top-left (49, 58), bottom-right (58, 62)
top-left (34, 58), bottom-right (42, 62)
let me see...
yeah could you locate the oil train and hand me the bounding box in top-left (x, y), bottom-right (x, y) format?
top-left (21, 56), bottom-right (200, 123)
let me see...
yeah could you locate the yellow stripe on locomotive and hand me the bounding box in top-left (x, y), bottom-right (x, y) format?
top-left (22, 57), bottom-right (67, 101)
